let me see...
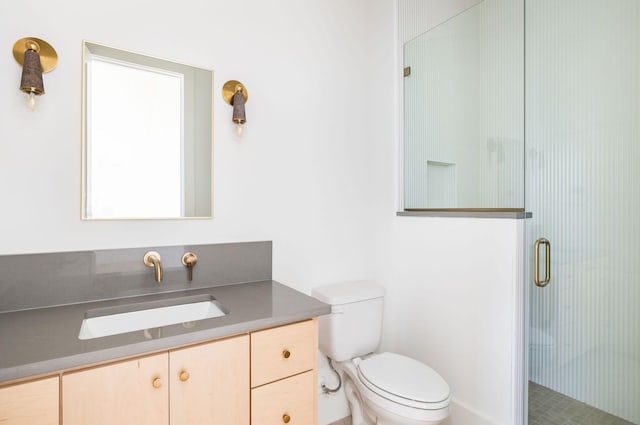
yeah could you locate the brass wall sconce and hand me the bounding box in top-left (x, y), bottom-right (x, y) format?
top-left (222, 80), bottom-right (249, 136)
top-left (12, 37), bottom-right (58, 110)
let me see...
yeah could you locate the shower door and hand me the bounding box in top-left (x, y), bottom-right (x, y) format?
top-left (526, 0), bottom-right (640, 424)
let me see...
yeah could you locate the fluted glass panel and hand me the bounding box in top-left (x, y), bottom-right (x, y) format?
top-left (403, 0), bottom-right (524, 209)
top-left (527, 0), bottom-right (640, 422)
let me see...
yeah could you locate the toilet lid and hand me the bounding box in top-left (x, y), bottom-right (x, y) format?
top-left (357, 352), bottom-right (450, 405)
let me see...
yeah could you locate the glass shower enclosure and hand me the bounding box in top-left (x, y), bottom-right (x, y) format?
top-left (402, 0), bottom-right (640, 422)
top-left (526, 0), bottom-right (640, 423)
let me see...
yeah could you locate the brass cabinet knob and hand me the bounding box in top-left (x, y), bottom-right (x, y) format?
top-left (179, 370), bottom-right (190, 382)
top-left (152, 377), bottom-right (162, 389)
top-left (282, 413), bottom-right (291, 423)
top-left (282, 349), bottom-right (291, 359)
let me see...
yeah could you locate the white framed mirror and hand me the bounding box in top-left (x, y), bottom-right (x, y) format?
top-left (82, 41), bottom-right (213, 220)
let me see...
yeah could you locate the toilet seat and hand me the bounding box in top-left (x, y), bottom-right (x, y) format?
top-left (356, 352), bottom-right (450, 410)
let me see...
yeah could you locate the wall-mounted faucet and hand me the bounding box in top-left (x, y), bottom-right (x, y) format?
top-left (143, 251), bottom-right (163, 283)
top-left (181, 252), bottom-right (198, 281)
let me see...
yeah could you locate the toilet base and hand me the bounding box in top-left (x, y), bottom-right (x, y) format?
top-left (368, 399), bottom-right (449, 425)
top-left (343, 378), bottom-right (367, 425)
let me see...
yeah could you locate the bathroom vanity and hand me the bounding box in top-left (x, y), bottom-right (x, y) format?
top-left (2, 319), bottom-right (318, 425)
top-left (0, 242), bottom-right (329, 425)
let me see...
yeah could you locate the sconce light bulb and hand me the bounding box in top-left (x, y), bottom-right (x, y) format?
top-left (27, 91), bottom-right (37, 110)
top-left (235, 123), bottom-right (244, 136)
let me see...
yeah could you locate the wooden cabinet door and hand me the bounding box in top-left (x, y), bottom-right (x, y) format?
top-left (0, 376), bottom-right (59, 425)
top-left (251, 371), bottom-right (315, 425)
top-left (170, 334), bottom-right (249, 425)
top-left (62, 353), bottom-right (168, 425)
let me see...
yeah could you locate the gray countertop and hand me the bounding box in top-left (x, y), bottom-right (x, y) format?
top-left (0, 280), bottom-right (330, 383)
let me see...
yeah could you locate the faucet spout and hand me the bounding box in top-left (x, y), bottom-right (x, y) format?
top-left (143, 251), bottom-right (163, 282)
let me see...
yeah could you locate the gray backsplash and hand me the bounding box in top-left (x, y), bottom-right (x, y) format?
top-left (0, 241), bottom-right (272, 313)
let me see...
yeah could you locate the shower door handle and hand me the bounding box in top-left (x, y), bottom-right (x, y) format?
top-left (534, 238), bottom-right (551, 287)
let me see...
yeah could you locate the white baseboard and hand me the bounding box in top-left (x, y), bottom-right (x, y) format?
top-left (319, 392), bottom-right (505, 425)
top-left (443, 399), bottom-right (504, 425)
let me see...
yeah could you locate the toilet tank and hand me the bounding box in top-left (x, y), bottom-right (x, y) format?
top-left (312, 281), bottom-right (385, 362)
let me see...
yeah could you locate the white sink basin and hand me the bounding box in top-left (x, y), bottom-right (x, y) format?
top-left (78, 294), bottom-right (227, 340)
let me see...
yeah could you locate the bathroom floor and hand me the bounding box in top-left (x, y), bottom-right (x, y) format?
top-left (528, 381), bottom-right (635, 425)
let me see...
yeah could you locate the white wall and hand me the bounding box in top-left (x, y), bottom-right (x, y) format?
top-left (378, 218), bottom-right (523, 425)
top-left (374, 1), bottom-right (525, 425)
top-left (0, 1), bottom-right (524, 424)
top-left (0, 0), bottom-right (387, 296)
top-left (1, 2), bottom-right (393, 424)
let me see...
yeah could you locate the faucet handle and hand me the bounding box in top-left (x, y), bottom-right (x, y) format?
top-left (181, 252), bottom-right (198, 281)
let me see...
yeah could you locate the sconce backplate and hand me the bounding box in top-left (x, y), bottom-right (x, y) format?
top-left (222, 80), bottom-right (249, 104)
top-left (13, 37), bottom-right (58, 72)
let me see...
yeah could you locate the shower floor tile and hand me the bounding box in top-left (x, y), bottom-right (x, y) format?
top-left (529, 381), bottom-right (636, 425)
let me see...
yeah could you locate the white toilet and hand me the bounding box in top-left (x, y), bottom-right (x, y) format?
top-left (312, 281), bottom-right (450, 425)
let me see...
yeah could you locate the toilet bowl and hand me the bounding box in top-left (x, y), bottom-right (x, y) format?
top-left (312, 281), bottom-right (451, 425)
top-left (339, 353), bottom-right (450, 425)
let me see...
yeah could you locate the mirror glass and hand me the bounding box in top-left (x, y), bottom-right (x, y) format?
top-left (82, 42), bottom-right (212, 219)
top-left (403, 0), bottom-right (524, 211)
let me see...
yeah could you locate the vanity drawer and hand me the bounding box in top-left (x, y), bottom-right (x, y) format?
top-left (250, 320), bottom-right (317, 387)
top-left (251, 371), bottom-right (315, 425)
